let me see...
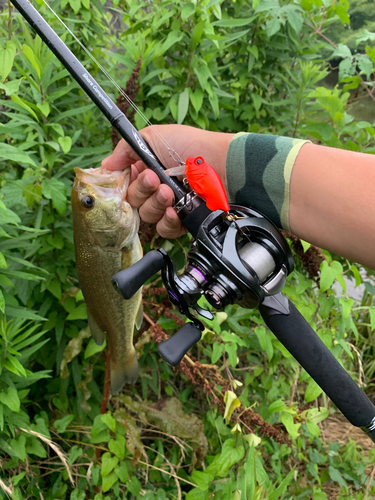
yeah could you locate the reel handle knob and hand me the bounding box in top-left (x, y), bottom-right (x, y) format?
top-left (158, 322), bottom-right (202, 366)
top-left (112, 250), bottom-right (165, 300)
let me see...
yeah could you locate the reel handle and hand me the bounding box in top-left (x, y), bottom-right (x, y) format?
top-left (158, 322), bottom-right (202, 366)
top-left (112, 250), bottom-right (165, 300)
top-left (259, 294), bottom-right (375, 442)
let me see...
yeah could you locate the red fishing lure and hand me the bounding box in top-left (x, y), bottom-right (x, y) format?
top-left (165, 156), bottom-right (229, 212)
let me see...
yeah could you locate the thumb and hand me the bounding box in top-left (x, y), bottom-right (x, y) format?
top-left (102, 136), bottom-right (141, 171)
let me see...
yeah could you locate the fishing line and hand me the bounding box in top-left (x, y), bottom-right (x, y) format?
top-left (40, 0), bottom-right (184, 165)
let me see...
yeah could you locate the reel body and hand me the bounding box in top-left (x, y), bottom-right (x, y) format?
top-left (112, 204), bottom-right (294, 364)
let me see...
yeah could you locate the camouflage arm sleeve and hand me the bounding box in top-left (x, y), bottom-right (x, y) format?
top-left (225, 133), bottom-right (310, 231)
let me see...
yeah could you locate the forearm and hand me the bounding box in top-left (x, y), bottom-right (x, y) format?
top-left (226, 133), bottom-right (375, 270)
top-left (290, 143), bottom-right (375, 270)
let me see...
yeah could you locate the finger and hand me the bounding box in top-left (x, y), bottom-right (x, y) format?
top-left (156, 207), bottom-right (186, 239)
top-left (102, 139), bottom-right (142, 171)
top-left (127, 169), bottom-right (161, 208)
top-left (139, 184), bottom-right (174, 224)
top-left (130, 160), bottom-right (147, 184)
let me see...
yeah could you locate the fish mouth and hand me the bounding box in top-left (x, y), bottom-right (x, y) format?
top-left (74, 166), bottom-right (130, 200)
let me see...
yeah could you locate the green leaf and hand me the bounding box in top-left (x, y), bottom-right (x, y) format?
top-left (69, 0), bottom-right (81, 14)
top-left (47, 279), bottom-right (62, 300)
top-left (268, 468), bottom-right (295, 500)
top-left (58, 136), bottom-right (72, 154)
top-left (114, 462), bottom-right (128, 482)
top-left (69, 445), bottom-right (83, 465)
top-left (178, 88), bottom-right (189, 124)
top-left (225, 343), bottom-right (238, 367)
top-left (11, 94), bottom-right (39, 120)
top-left (84, 337), bottom-right (107, 359)
top-left (369, 307), bottom-right (375, 331)
top-left (350, 265), bottom-right (362, 287)
top-left (101, 452), bottom-right (119, 476)
top-left (6, 305), bottom-right (46, 321)
top-left (357, 54), bottom-right (373, 80)
top-left (280, 412), bottom-right (300, 438)
top-left (190, 21), bottom-right (205, 50)
top-left (213, 16), bottom-right (255, 27)
top-left (42, 178), bottom-right (67, 215)
top-left (0, 78), bottom-right (23, 96)
top-left (211, 342), bottom-right (224, 364)
top-left (328, 465), bottom-right (347, 487)
top-left (26, 437), bottom-right (46, 458)
top-left (339, 297), bottom-right (353, 319)
top-left (101, 412), bottom-right (116, 432)
top-left (0, 387), bottom-right (20, 412)
top-left (126, 476), bottom-right (141, 496)
top-left (300, 240), bottom-right (311, 252)
top-left (186, 489), bottom-right (207, 500)
top-left (305, 378), bottom-right (323, 402)
top-left (71, 489), bottom-right (85, 500)
top-left (54, 414), bottom-right (75, 432)
top-left (332, 43), bottom-right (352, 60)
top-left (161, 31), bottom-right (184, 55)
top-left (37, 101), bottom-right (50, 117)
top-left (306, 421), bottom-right (320, 437)
top-left (255, 0), bottom-right (279, 13)
top-left (266, 17), bottom-right (281, 37)
top-left (0, 289), bottom-right (4, 314)
top-left (67, 303), bottom-right (87, 320)
top-left (0, 143), bottom-right (36, 166)
top-left (320, 260), bottom-right (343, 292)
top-left (3, 354), bottom-right (27, 376)
top-left (10, 435), bottom-right (26, 462)
top-left (108, 435), bottom-right (125, 460)
top-left (268, 399), bottom-right (286, 414)
top-left (190, 470), bottom-right (214, 491)
top-left (0, 252), bottom-right (7, 269)
top-left (286, 8), bottom-right (303, 33)
top-left (255, 326), bottom-right (274, 360)
top-left (22, 44), bottom-right (41, 79)
top-left (189, 88), bottom-right (204, 114)
top-left (102, 471), bottom-right (118, 493)
top-left (0, 41), bottom-right (16, 82)
top-left (181, 2), bottom-right (195, 21)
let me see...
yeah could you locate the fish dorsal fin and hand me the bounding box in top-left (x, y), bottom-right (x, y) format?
top-left (87, 309), bottom-right (106, 345)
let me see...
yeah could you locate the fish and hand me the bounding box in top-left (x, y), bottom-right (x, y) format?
top-left (165, 156), bottom-right (229, 212)
top-left (71, 165), bottom-right (143, 394)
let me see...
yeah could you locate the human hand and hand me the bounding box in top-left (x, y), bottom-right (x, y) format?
top-left (102, 124), bottom-right (234, 238)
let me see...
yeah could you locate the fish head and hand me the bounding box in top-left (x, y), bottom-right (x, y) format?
top-left (72, 166), bottom-right (139, 248)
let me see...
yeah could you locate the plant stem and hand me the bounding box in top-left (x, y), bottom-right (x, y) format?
top-left (7, 0), bottom-right (12, 41)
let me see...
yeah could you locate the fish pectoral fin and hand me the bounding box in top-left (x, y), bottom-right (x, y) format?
top-left (110, 348), bottom-right (139, 394)
top-left (87, 310), bottom-right (106, 345)
top-left (135, 299), bottom-right (143, 330)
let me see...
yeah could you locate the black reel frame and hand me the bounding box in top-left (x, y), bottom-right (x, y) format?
top-left (12, 0), bottom-right (375, 443)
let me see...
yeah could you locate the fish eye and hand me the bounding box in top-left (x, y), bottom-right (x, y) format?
top-left (81, 195), bottom-right (95, 209)
top-left (195, 157), bottom-right (203, 165)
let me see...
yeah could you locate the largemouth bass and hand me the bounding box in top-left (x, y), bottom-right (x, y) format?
top-left (71, 166), bottom-right (143, 394)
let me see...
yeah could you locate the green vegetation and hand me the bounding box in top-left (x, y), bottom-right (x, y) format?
top-left (1, 0), bottom-right (375, 498)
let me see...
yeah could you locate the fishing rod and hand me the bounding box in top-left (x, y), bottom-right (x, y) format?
top-left (11, 0), bottom-right (375, 443)
top-left (9, 0), bottom-right (210, 238)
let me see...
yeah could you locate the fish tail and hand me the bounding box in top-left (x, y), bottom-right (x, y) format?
top-left (110, 348), bottom-right (139, 395)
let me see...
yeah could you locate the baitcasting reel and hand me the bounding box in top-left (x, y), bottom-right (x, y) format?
top-left (112, 205), bottom-right (294, 366)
